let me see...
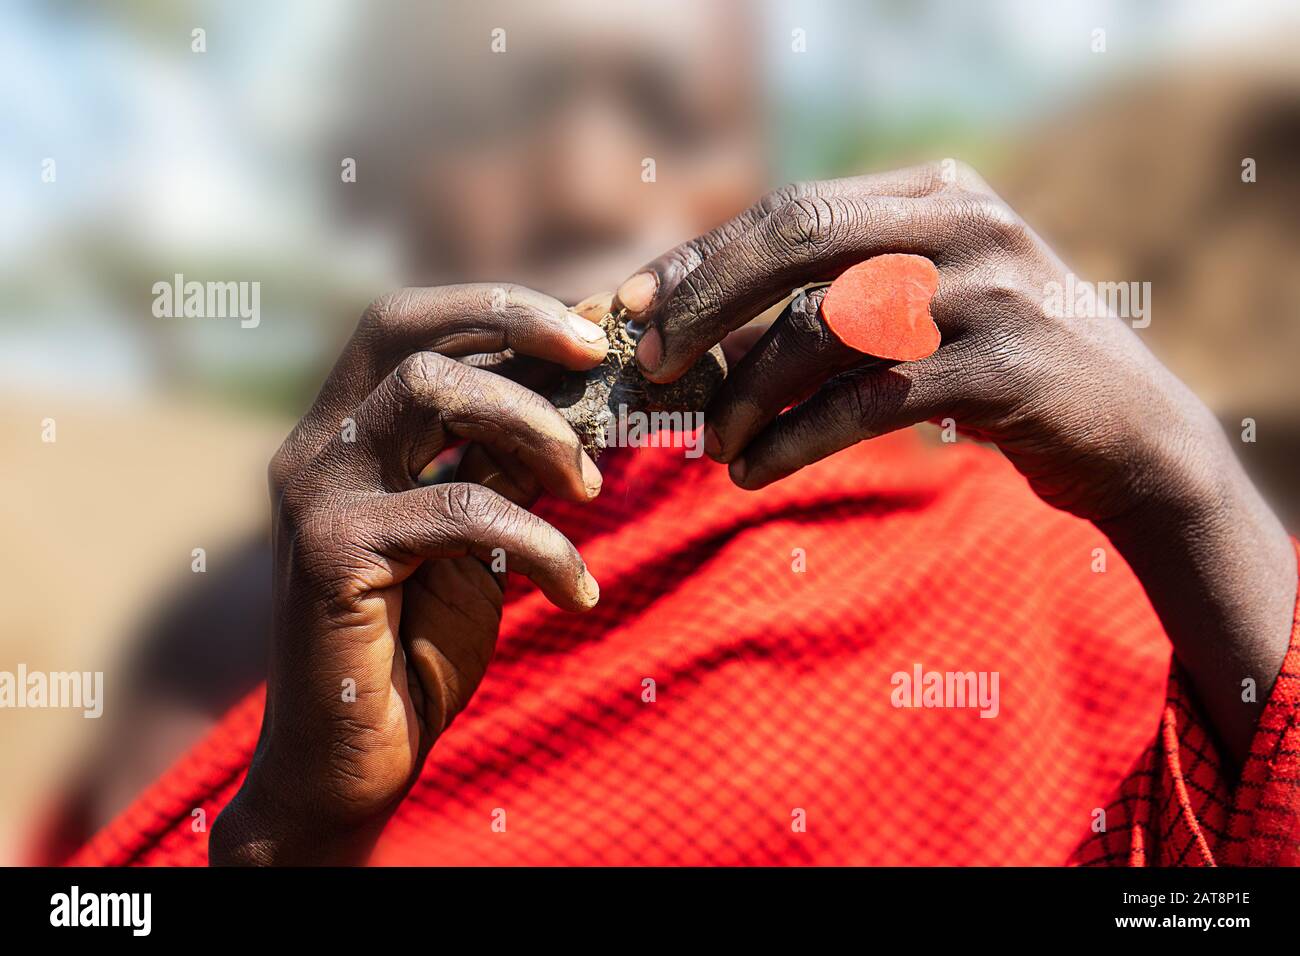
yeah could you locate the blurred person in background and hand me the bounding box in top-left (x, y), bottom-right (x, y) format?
top-left (36, 1), bottom-right (1300, 866)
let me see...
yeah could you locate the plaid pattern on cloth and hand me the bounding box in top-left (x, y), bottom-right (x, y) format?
top-left (60, 430), bottom-right (1300, 866)
top-left (1073, 593), bottom-right (1300, 866)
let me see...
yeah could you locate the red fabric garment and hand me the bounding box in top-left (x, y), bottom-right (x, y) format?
top-left (1072, 591), bottom-right (1300, 866)
top-left (61, 431), bottom-right (1300, 866)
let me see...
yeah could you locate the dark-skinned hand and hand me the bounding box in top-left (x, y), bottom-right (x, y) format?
top-left (613, 161), bottom-right (1297, 765)
top-left (210, 285), bottom-right (608, 864)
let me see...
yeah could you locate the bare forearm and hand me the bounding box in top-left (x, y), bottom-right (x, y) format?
top-left (1100, 418), bottom-right (1296, 767)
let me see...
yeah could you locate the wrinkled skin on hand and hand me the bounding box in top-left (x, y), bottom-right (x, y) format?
top-left (616, 162), bottom-right (1220, 525)
top-left (212, 285), bottom-right (607, 864)
top-left (614, 161), bottom-right (1296, 766)
top-left (212, 165), bottom-right (1295, 865)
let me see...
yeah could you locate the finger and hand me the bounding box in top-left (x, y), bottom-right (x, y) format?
top-left (704, 287), bottom-right (859, 463)
top-left (638, 194), bottom-right (950, 383)
top-left (572, 291), bottom-right (614, 323)
top-left (612, 185), bottom-right (809, 317)
top-left (356, 483), bottom-right (599, 612)
top-left (719, 319), bottom-right (776, 366)
top-left (360, 284), bottom-right (608, 371)
top-left (344, 352), bottom-right (602, 502)
top-left (402, 556), bottom-right (504, 734)
top-left (460, 350), bottom-right (565, 394)
top-left (454, 441), bottom-right (542, 507)
top-left (613, 166), bottom-right (951, 318)
top-left (730, 355), bottom-right (955, 491)
top-left (451, 443), bottom-right (544, 610)
top-left (280, 285), bottom-right (609, 483)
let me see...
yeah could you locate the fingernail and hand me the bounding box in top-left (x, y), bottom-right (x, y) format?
top-left (617, 272), bottom-right (658, 313)
top-left (581, 569), bottom-right (601, 607)
top-left (573, 291), bottom-right (614, 323)
top-left (567, 312), bottom-right (607, 345)
top-left (730, 457), bottom-right (748, 485)
top-left (580, 452), bottom-right (603, 497)
top-left (703, 425), bottom-right (722, 460)
top-left (637, 327), bottom-right (663, 372)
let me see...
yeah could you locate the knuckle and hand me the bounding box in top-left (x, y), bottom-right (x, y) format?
top-left (956, 266), bottom-right (1043, 329)
top-left (438, 482), bottom-right (517, 536)
top-left (981, 279), bottom-right (1041, 319)
top-left (949, 159), bottom-right (980, 187)
top-left (469, 282), bottom-right (513, 314)
top-left (789, 288), bottom-right (837, 349)
top-left (844, 375), bottom-right (885, 432)
top-left (914, 161), bottom-right (953, 193)
top-left (970, 197), bottom-right (1027, 251)
top-left (762, 182), bottom-right (807, 214)
top-left (930, 158), bottom-right (985, 193)
top-left (674, 239), bottom-right (708, 274)
top-left (393, 350), bottom-right (453, 402)
top-left (770, 197), bottom-right (838, 254)
top-left (675, 262), bottom-right (729, 319)
top-left (360, 289), bottom-right (411, 333)
top-left (943, 194), bottom-right (1026, 255)
top-left (442, 363), bottom-right (492, 414)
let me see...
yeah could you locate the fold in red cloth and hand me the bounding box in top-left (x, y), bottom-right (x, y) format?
top-left (62, 431), bottom-right (1300, 865)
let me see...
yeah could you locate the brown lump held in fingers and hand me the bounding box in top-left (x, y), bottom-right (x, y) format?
top-left (551, 296), bottom-right (727, 461)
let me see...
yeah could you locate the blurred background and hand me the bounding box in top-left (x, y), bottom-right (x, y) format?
top-left (2, 0), bottom-right (1297, 863)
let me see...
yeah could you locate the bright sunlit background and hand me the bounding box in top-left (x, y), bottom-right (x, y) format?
top-left (2, 0), bottom-right (1298, 863)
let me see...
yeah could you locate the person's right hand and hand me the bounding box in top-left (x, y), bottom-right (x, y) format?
top-left (210, 285), bottom-right (608, 865)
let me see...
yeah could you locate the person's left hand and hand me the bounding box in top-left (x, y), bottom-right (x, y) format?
top-left (610, 162), bottom-right (1297, 764)
top-left (611, 162), bottom-right (1213, 526)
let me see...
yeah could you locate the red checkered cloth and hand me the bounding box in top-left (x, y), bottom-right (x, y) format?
top-left (61, 431), bottom-right (1300, 866)
top-left (1072, 594), bottom-right (1300, 866)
